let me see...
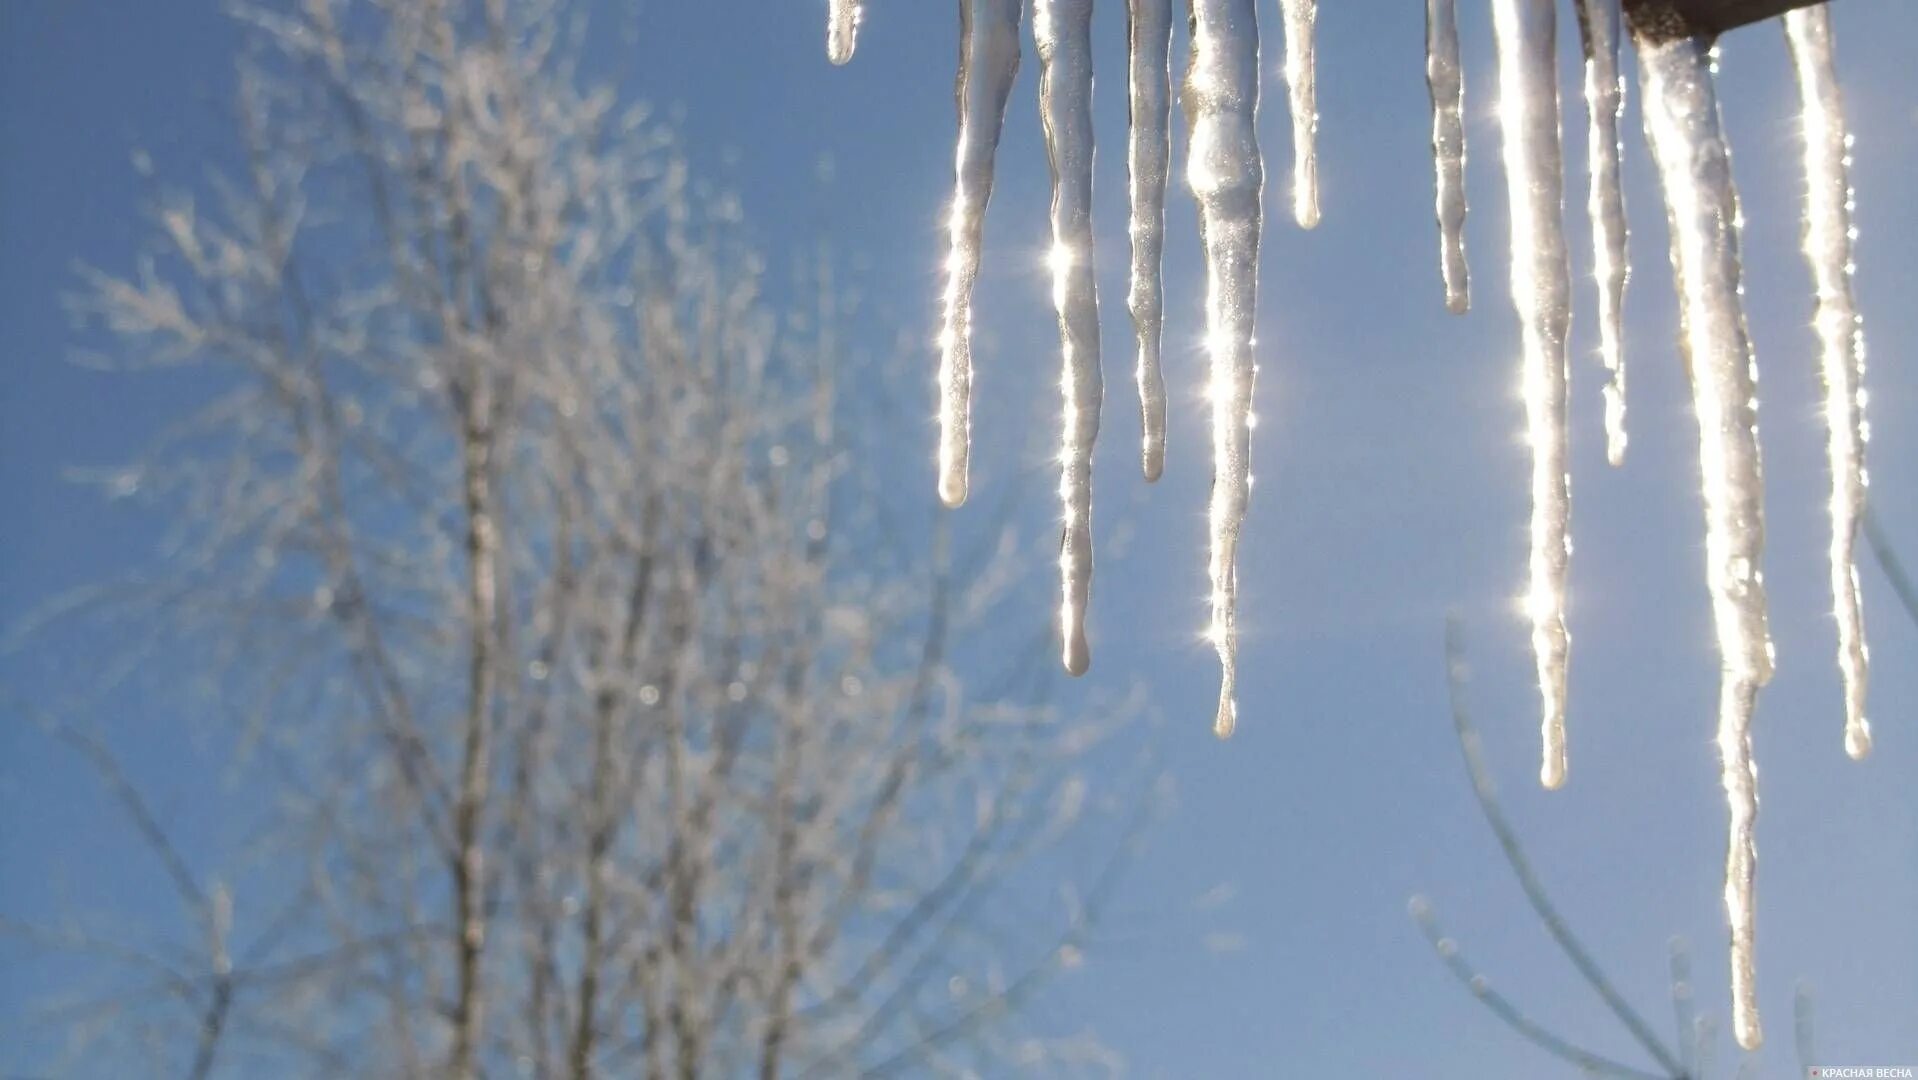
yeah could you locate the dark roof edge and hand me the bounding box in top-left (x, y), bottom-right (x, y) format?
top-left (1624, 0), bottom-right (1835, 44)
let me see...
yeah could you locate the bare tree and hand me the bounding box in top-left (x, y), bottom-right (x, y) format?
top-left (4, 1), bottom-right (1147, 1076)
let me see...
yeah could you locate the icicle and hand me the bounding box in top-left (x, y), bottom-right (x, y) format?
top-left (1640, 31), bottom-right (1775, 1054)
top-left (1128, 0), bottom-right (1174, 481)
top-left (1785, 5), bottom-right (1872, 761)
top-left (1491, 0), bottom-right (1573, 790)
top-left (1279, 0), bottom-right (1319, 228)
top-left (1035, 0), bottom-right (1103, 677)
top-left (936, 0), bottom-right (1023, 509)
top-left (1577, 0), bottom-right (1630, 466)
top-left (1426, 0), bottom-right (1469, 313)
top-left (1185, 0), bottom-right (1263, 737)
top-left (827, 0), bottom-right (862, 65)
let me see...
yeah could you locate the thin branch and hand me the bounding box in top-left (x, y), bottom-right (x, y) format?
top-left (1862, 507), bottom-right (1918, 631)
top-left (185, 976), bottom-right (234, 1080)
top-left (1793, 982), bottom-right (1816, 1075)
top-left (1669, 937), bottom-right (1697, 1079)
top-left (856, 786), bottom-right (1153, 1080)
top-left (1408, 896), bottom-right (1674, 1080)
top-left (1441, 617), bottom-right (1688, 1077)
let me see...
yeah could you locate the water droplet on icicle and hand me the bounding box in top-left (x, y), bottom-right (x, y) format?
top-left (1576, 0), bottom-right (1630, 466)
top-left (936, 0), bottom-right (1024, 509)
top-left (1425, 0), bottom-right (1470, 313)
top-left (1784, 4), bottom-right (1872, 762)
top-left (1184, 0), bottom-right (1264, 736)
top-left (1035, 0), bottom-right (1103, 676)
top-left (1640, 30), bottom-right (1775, 1054)
top-left (1127, 0), bottom-right (1174, 481)
top-left (1491, 0), bottom-right (1573, 790)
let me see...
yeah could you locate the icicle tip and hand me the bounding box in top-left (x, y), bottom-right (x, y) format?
top-left (1734, 1011), bottom-right (1763, 1052)
top-left (1844, 722), bottom-right (1872, 761)
top-left (1063, 625), bottom-right (1090, 677)
top-left (827, 0), bottom-right (862, 65)
top-left (1293, 193), bottom-right (1320, 231)
top-left (1539, 751), bottom-right (1566, 790)
top-left (1213, 698), bottom-right (1236, 740)
top-left (938, 473), bottom-right (969, 509)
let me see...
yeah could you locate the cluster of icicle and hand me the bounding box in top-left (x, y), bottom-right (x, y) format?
top-left (829, 0), bottom-right (1873, 1052)
top-left (1431, 0), bottom-right (1870, 1051)
top-left (851, 0), bottom-right (1320, 737)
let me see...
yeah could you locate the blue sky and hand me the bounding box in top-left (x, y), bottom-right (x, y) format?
top-left (3, 1), bottom-right (1915, 1076)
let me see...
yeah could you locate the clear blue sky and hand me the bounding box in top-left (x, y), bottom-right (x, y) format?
top-left (3, 1), bottom-right (1915, 1076)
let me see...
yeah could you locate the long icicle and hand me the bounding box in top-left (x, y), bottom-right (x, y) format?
top-left (1784, 4), bottom-right (1872, 761)
top-left (828, 0), bottom-right (862, 65)
top-left (1035, 0), bottom-right (1103, 676)
top-left (1491, 0), bottom-right (1574, 790)
top-left (1279, 0), bottom-right (1319, 228)
top-left (935, 0), bottom-right (1024, 509)
top-left (1128, 0), bottom-right (1174, 481)
top-left (1426, 0), bottom-right (1469, 313)
top-left (1577, 0), bottom-right (1630, 466)
top-left (1640, 31), bottom-right (1775, 1053)
top-left (1186, 0), bottom-right (1264, 737)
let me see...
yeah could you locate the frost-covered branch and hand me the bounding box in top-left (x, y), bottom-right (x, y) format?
top-left (10, 1), bottom-right (1145, 1076)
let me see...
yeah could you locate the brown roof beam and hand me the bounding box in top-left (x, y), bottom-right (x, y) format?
top-left (1624, 0), bottom-right (1840, 42)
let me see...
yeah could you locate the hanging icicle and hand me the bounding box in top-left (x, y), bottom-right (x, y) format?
top-left (1784, 4), bottom-right (1872, 762)
top-left (1279, 0), bottom-right (1320, 228)
top-left (1490, 0), bottom-right (1574, 790)
top-left (819, 0), bottom-right (1890, 1045)
top-left (1639, 30), bottom-right (1774, 1053)
top-left (1577, 0), bottom-right (1631, 466)
top-left (935, 0), bottom-right (1024, 509)
top-left (828, 0), bottom-right (862, 65)
top-left (1185, 0), bottom-right (1265, 737)
top-left (1425, 0), bottom-right (1470, 313)
top-left (1128, 0), bottom-right (1174, 481)
top-left (1035, 0), bottom-right (1104, 677)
